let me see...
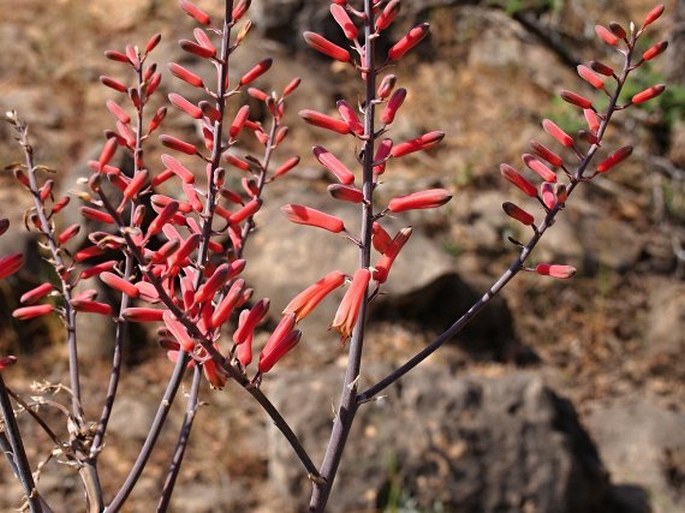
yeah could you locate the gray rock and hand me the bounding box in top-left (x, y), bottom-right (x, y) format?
top-left (587, 400), bottom-right (685, 513)
top-left (266, 368), bottom-right (613, 513)
top-left (645, 282), bottom-right (685, 362)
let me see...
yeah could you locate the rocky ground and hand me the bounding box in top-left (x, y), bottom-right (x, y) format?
top-left (0, 1), bottom-right (684, 512)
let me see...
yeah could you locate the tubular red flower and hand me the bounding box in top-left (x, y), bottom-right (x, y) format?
top-left (161, 154), bottom-right (195, 183)
top-left (237, 332), bottom-right (253, 367)
top-left (258, 326), bottom-right (301, 373)
top-left (299, 110), bottom-right (351, 134)
top-left (331, 268), bottom-right (370, 344)
top-left (376, 0), bottom-right (400, 32)
top-left (233, 298), bottom-right (270, 345)
top-left (98, 137), bottom-right (119, 169)
top-left (373, 138), bottom-right (394, 175)
top-left (501, 164), bottom-right (538, 198)
top-left (642, 41), bottom-right (668, 61)
top-left (229, 105), bottom-right (251, 138)
top-left (169, 93), bottom-right (202, 119)
top-left (502, 202), bottom-right (535, 226)
top-left (106, 100), bottom-right (131, 123)
top-left (540, 182), bottom-right (556, 210)
top-left (13, 304), bottom-right (54, 320)
top-left (0, 253), bottom-right (24, 280)
top-left (530, 140), bottom-right (564, 168)
top-left (631, 84), bottom-right (666, 105)
top-left (179, 0), bottom-right (211, 25)
top-left (163, 310), bottom-right (196, 351)
top-left (597, 145), bottom-right (633, 173)
top-left (71, 299), bottom-right (113, 316)
top-left (391, 131), bottom-right (444, 158)
top-left (560, 90), bottom-right (593, 110)
top-left (328, 184), bottom-right (364, 203)
top-left (522, 154), bottom-right (557, 182)
top-left (590, 60), bottom-right (615, 77)
top-left (337, 100), bottom-right (363, 136)
top-left (168, 62), bottom-right (205, 88)
top-left (535, 263), bottom-right (577, 279)
top-left (283, 77), bottom-right (301, 97)
top-left (576, 65), bottom-right (605, 89)
top-left (584, 109), bottom-right (601, 134)
top-left (313, 146), bottom-right (355, 185)
top-left (330, 4), bottom-right (358, 40)
top-left (80, 206), bottom-right (115, 225)
top-left (148, 200), bottom-right (180, 236)
top-left (100, 75), bottom-right (127, 93)
top-left (273, 156), bottom-right (300, 179)
top-left (381, 88), bottom-right (407, 125)
top-left (372, 222), bottom-right (392, 254)
top-left (281, 204), bottom-right (345, 233)
top-left (542, 119), bottom-right (574, 148)
top-left (642, 4), bottom-right (665, 28)
top-left (373, 227), bottom-right (412, 283)
top-left (209, 279), bottom-right (245, 329)
top-left (283, 270), bottom-right (346, 322)
top-left (160, 134), bottom-right (197, 156)
top-left (388, 23), bottom-right (430, 61)
top-left (376, 74), bottom-right (397, 100)
top-left (20, 283), bottom-right (54, 305)
top-left (123, 169), bottom-right (148, 201)
top-left (180, 39), bottom-right (216, 59)
top-left (239, 58), bottom-right (273, 86)
top-left (303, 31), bottom-right (351, 62)
top-left (387, 188), bottom-right (452, 213)
top-left (595, 25), bottom-right (619, 46)
top-left (100, 272), bottom-right (140, 298)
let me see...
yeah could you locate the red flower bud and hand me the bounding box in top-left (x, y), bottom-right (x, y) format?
top-left (161, 154), bottom-right (195, 183)
top-left (597, 145), bottom-right (633, 173)
top-left (106, 100), bottom-right (131, 123)
top-left (642, 4), bottom-right (665, 29)
top-left (98, 137), bottom-right (119, 169)
top-left (388, 22), bottom-right (429, 60)
top-left (13, 304), bottom-right (54, 320)
top-left (79, 260), bottom-right (117, 280)
top-left (391, 131), bottom-right (444, 158)
top-left (283, 77), bottom-right (301, 97)
top-left (230, 198), bottom-right (262, 225)
top-left (313, 145), bottom-right (355, 185)
top-left (232, 0), bottom-right (251, 21)
top-left (180, 39), bottom-right (216, 59)
top-left (381, 88), bottom-right (407, 125)
top-left (373, 138), bottom-right (394, 175)
top-left (540, 182), bottom-right (556, 209)
top-left (522, 154), bottom-right (557, 182)
top-left (229, 105), bottom-right (250, 138)
top-left (209, 279), bottom-right (245, 329)
top-left (609, 22), bottom-right (626, 39)
top-left (283, 271), bottom-right (345, 322)
top-left (281, 204), bottom-right (345, 233)
top-left (258, 324), bottom-right (301, 374)
top-left (584, 109), bottom-right (601, 134)
top-left (163, 310), bottom-right (196, 351)
top-left (642, 41), bottom-right (668, 61)
top-left (80, 206), bottom-right (115, 225)
top-left (330, 4), bottom-right (358, 40)
top-left (168, 62), bottom-right (204, 88)
top-left (502, 202), bottom-right (535, 226)
top-left (239, 58), bottom-right (273, 86)
top-left (20, 283), bottom-right (54, 305)
top-left (299, 109), bottom-right (351, 134)
top-left (71, 299), bottom-right (113, 316)
top-left (100, 75), bottom-right (127, 93)
top-left (535, 263), bottom-right (576, 279)
top-left (234, 298), bottom-right (270, 345)
top-left (387, 188), bottom-right (452, 213)
top-left (328, 184), bottom-right (364, 203)
top-left (542, 119), bottom-right (574, 148)
top-left (100, 272), bottom-right (140, 298)
top-left (160, 134), bottom-right (198, 156)
top-left (589, 60), bottom-right (615, 77)
top-left (373, 227), bottom-right (412, 283)
top-left (337, 100), bottom-right (363, 135)
top-left (595, 25), bottom-right (619, 46)
top-left (303, 31), bottom-right (351, 62)
top-left (376, 0), bottom-right (400, 32)
top-left (179, 0), bottom-right (211, 25)
top-left (530, 140), bottom-right (564, 168)
top-left (273, 156), bottom-right (300, 179)
top-left (501, 164), bottom-right (538, 198)
top-left (577, 65), bottom-right (605, 89)
top-left (560, 90), bottom-right (593, 110)
top-left (631, 84), bottom-right (666, 105)
top-left (0, 253), bottom-right (23, 280)
top-left (372, 222), bottom-right (392, 254)
top-left (376, 74), bottom-right (397, 100)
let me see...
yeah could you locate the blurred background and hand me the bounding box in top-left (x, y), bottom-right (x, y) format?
top-left (0, 1), bottom-right (683, 512)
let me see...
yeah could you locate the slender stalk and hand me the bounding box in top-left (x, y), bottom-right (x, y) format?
top-left (309, 2), bottom-right (377, 510)
top-left (105, 352), bottom-right (188, 512)
top-left (0, 376), bottom-right (43, 513)
top-left (156, 364), bottom-right (202, 513)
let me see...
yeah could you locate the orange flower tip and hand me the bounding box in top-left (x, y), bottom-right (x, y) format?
top-left (535, 264), bottom-right (577, 279)
top-left (302, 31), bottom-right (351, 62)
top-left (0, 253), bottom-right (24, 280)
top-left (502, 202), bottom-right (535, 226)
top-left (642, 4), bottom-right (665, 28)
top-left (631, 84), bottom-right (666, 105)
top-left (0, 355), bottom-right (18, 371)
top-left (12, 304), bottom-right (54, 320)
top-left (387, 188), bottom-right (452, 213)
top-left (179, 0), bottom-right (211, 26)
top-left (388, 22), bottom-right (430, 61)
top-left (281, 204), bottom-right (345, 233)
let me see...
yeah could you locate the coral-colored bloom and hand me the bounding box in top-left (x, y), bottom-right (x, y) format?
top-left (560, 90), bottom-right (593, 110)
top-left (391, 131), bottom-right (444, 158)
top-left (100, 272), bottom-right (140, 298)
top-left (595, 25), bottom-right (619, 46)
top-left (328, 184), bottom-right (363, 203)
top-left (258, 323), bottom-right (301, 373)
top-left (160, 134), bottom-right (198, 156)
top-left (303, 32), bottom-right (351, 62)
top-left (239, 58), bottom-right (273, 86)
top-left (373, 227), bottom-right (412, 283)
top-left (376, 0), bottom-right (400, 32)
top-left (336, 100), bottom-right (363, 136)
top-left (542, 119), bottom-right (574, 148)
top-left (597, 145), bottom-right (633, 173)
top-left (13, 304), bottom-right (53, 320)
top-left (381, 88), bottom-right (407, 125)
top-left (161, 154), bottom-right (195, 183)
top-left (179, 0), bottom-right (211, 25)
top-left (163, 310), bottom-right (196, 351)
top-left (535, 263), bottom-right (577, 279)
top-left (522, 154), bottom-right (557, 182)
top-left (330, 4), bottom-right (358, 40)
top-left (313, 145), bottom-right (355, 185)
top-left (388, 23), bottom-right (430, 61)
top-left (168, 62), bottom-right (204, 88)
top-left (283, 271), bottom-right (346, 322)
top-left (233, 298), bottom-right (270, 345)
top-left (642, 4), bottom-right (665, 28)
top-left (530, 140), bottom-right (564, 168)
top-left (500, 164), bottom-right (537, 198)
top-left (71, 299), bottom-right (113, 316)
top-left (209, 279), bottom-right (245, 329)
top-left (576, 65), bottom-right (605, 89)
top-left (372, 222), bottom-right (392, 253)
top-left (273, 156), bottom-right (300, 179)
top-left (169, 93), bottom-right (202, 119)
top-left (20, 283), bottom-right (54, 305)
top-left (642, 41), bottom-right (668, 61)
top-left (387, 188), bottom-right (452, 213)
top-left (281, 204), bottom-right (345, 233)
top-left (299, 110), bottom-right (351, 135)
top-left (330, 268), bottom-right (370, 344)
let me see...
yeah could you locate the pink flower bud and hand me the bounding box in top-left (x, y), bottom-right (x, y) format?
top-left (373, 227), bottom-right (412, 283)
top-left (331, 268), bottom-right (370, 344)
top-left (210, 279), bottom-right (245, 329)
top-left (388, 22), bottom-right (430, 61)
top-left (193, 28), bottom-right (216, 52)
top-left (80, 260), bottom-right (117, 280)
top-left (74, 245), bottom-right (105, 263)
top-left (106, 100), bottom-right (131, 123)
top-left (642, 4), bottom-right (665, 28)
top-left (71, 299), bottom-right (113, 316)
top-left (387, 188), bottom-right (452, 213)
top-left (576, 65), bottom-right (605, 89)
top-left (299, 110), bottom-right (351, 134)
top-left (0, 355), bottom-right (17, 372)
top-left (281, 204), bottom-right (346, 233)
top-left (180, 39), bottom-right (216, 59)
top-left (330, 4), bottom-right (358, 40)
top-left (239, 58), bottom-right (273, 86)
top-left (273, 156), bottom-right (300, 179)
top-left (597, 145), bottom-right (633, 173)
top-left (101, 272), bottom-right (140, 298)
top-left (391, 131), bottom-right (444, 158)
top-left (232, 0), bottom-right (251, 21)
top-left (313, 146), bottom-right (355, 185)
top-left (584, 109), bottom-right (601, 134)
top-left (522, 154), bottom-right (557, 182)
top-left (233, 298), bottom-right (270, 345)
top-left (376, 74), bottom-right (397, 99)
top-left (179, 0), bottom-right (211, 25)
top-left (283, 271), bottom-right (345, 322)
top-left (336, 100), bottom-right (363, 135)
top-left (381, 88), bottom-right (407, 125)
top-left (13, 304), bottom-right (54, 320)
top-left (540, 182), bottom-right (556, 209)
top-left (0, 253), bottom-right (23, 280)
top-left (168, 233), bottom-right (201, 269)
top-left (376, 0), bottom-right (400, 32)
top-left (595, 25), bottom-right (619, 46)
top-left (148, 200), bottom-right (180, 236)
top-left (160, 134), bottom-right (198, 156)
top-left (303, 31), bottom-right (351, 62)
top-left (20, 283), bottom-right (54, 305)
top-left (100, 75), bottom-right (127, 93)
top-left (122, 306), bottom-right (162, 324)
top-left (542, 119), bottom-right (574, 148)
top-left (123, 169), bottom-right (148, 201)
top-left (560, 90), bottom-right (593, 110)
top-left (161, 154), bottom-right (195, 183)
top-left (373, 138), bottom-right (394, 175)
top-left (237, 332), bottom-right (253, 367)
top-left (98, 137), bottom-right (119, 169)
top-left (500, 164), bottom-right (538, 198)
top-left (229, 105), bottom-right (251, 138)
top-left (283, 77), bottom-right (301, 97)
top-left (631, 84), bottom-right (666, 105)
top-left (145, 33), bottom-right (162, 54)
top-left (105, 50), bottom-right (131, 64)
top-left (530, 140), bottom-right (564, 168)
top-left (80, 206), bottom-right (115, 225)
top-left (258, 326), bottom-right (301, 374)
top-left (168, 62), bottom-right (204, 88)
top-left (328, 184), bottom-right (364, 203)
top-left (642, 41), bottom-right (668, 61)
top-left (230, 198), bottom-right (262, 225)
top-left (535, 263), bottom-right (577, 279)
top-left (502, 202), bottom-right (535, 226)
